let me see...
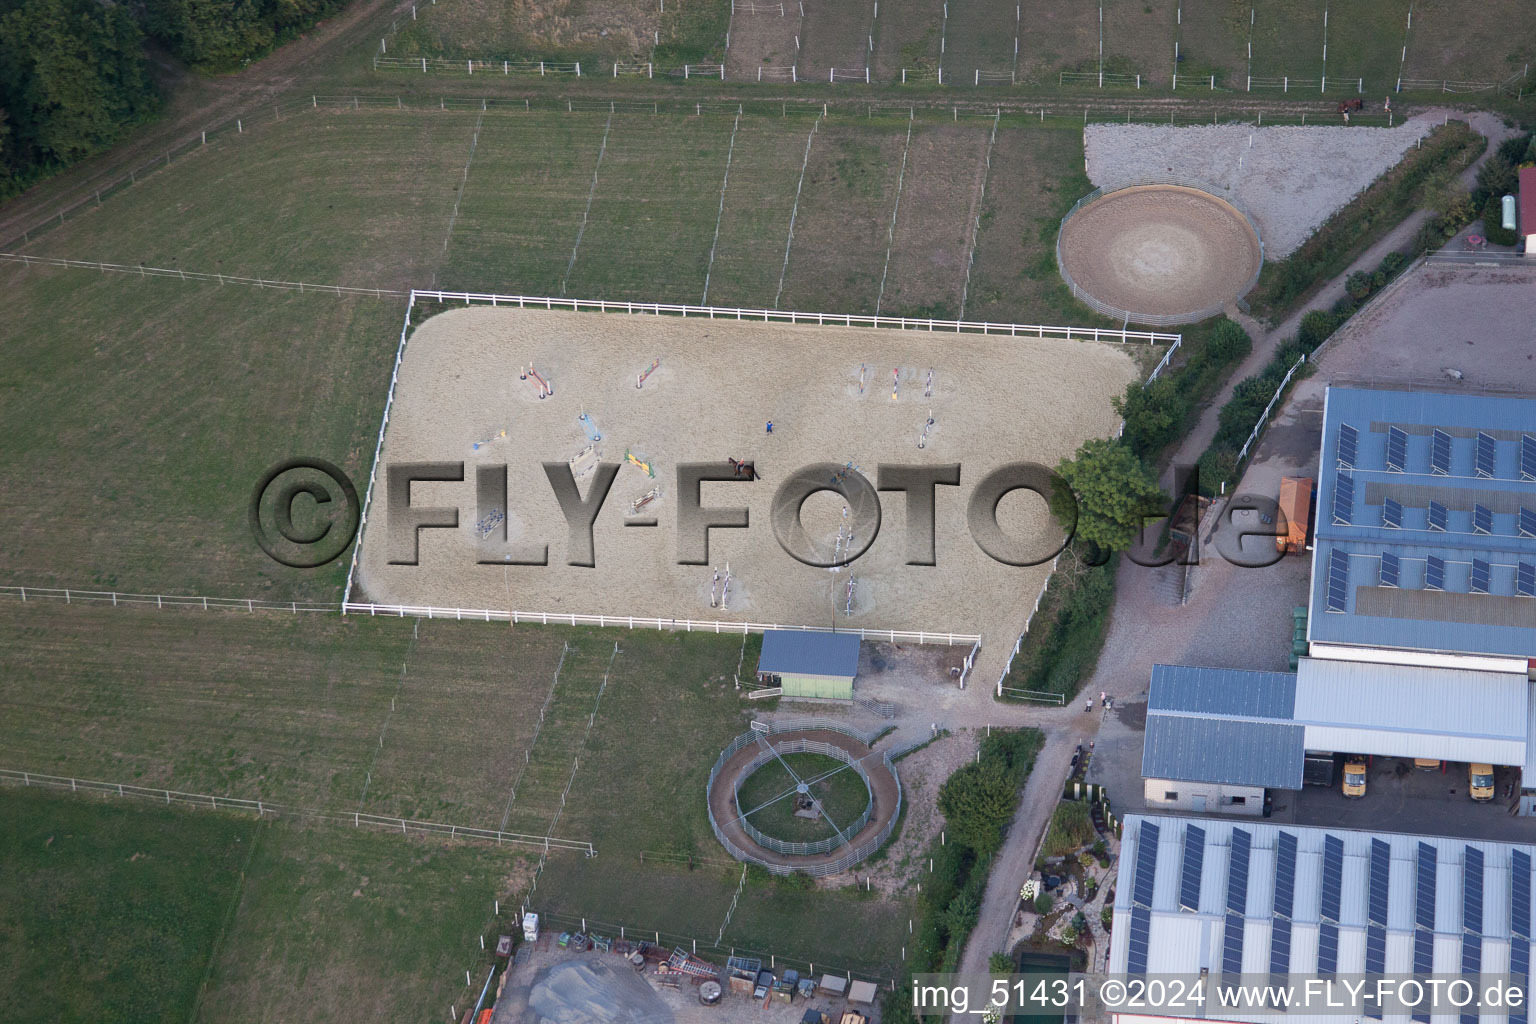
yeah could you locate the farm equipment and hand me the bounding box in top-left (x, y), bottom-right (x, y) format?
top-left (665, 947), bottom-right (719, 979)
top-left (590, 934), bottom-right (612, 953)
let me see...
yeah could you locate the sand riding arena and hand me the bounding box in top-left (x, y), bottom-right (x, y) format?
top-left (351, 305), bottom-right (1141, 641)
top-left (707, 724), bottom-right (902, 876)
top-left (1056, 182), bottom-right (1264, 325)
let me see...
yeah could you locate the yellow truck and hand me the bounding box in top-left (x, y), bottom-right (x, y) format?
top-left (1470, 764), bottom-right (1496, 802)
top-left (1343, 757), bottom-right (1368, 798)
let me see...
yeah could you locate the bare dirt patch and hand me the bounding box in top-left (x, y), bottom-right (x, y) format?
top-left (355, 306), bottom-right (1138, 645)
top-left (724, 2), bottom-right (800, 77)
top-left (880, 123), bottom-right (991, 316)
top-left (1057, 184), bottom-right (1261, 320)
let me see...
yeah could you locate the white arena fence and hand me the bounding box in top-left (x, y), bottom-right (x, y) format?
top-left (405, 289), bottom-right (1181, 344)
top-left (1247, 75), bottom-right (1362, 93)
top-left (1055, 176), bottom-right (1265, 327)
top-left (0, 767), bottom-right (595, 854)
top-left (343, 603), bottom-right (981, 645)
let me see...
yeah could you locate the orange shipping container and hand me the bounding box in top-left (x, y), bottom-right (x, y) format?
top-left (1277, 477), bottom-right (1313, 554)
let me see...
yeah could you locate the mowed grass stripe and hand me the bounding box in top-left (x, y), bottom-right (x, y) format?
top-left (356, 623), bottom-right (570, 828)
top-left (777, 121), bottom-right (908, 314)
top-left (1248, 0), bottom-right (1325, 80)
top-left (696, 118), bottom-right (810, 308)
top-left (962, 123), bottom-right (1113, 327)
top-left (1103, 0), bottom-right (1178, 82)
top-left (878, 122), bottom-right (990, 318)
top-left (439, 111), bottom-right (612, 295)
top-left (870, 0), bottom-right (939, 81)
top-left (17, 110), bottom-right (474, 290)
top-left (1323, 0), bottom-right (1411, 89)
top-left (499, 641), bottom-right (616, 837)
top-left (562, 114), bottom-right (737, 303)
top-left (0, 269), bottom-right (399, 600)
top-left (943, 0), bottom-right (1019, 80)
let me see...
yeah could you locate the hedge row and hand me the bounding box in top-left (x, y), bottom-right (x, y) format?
top-left (1196, 248), bottom-right (1411, 492)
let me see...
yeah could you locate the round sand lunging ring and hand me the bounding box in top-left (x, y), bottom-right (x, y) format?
top-left (707, 727), bottom-right (901, 877)
top-left (1057, 183), bottom-right (1263, 325)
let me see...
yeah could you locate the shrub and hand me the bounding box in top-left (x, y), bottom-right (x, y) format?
top-left (1331, 294), bottom-right (1358, 319)
top-left (1297, 310), bottom-right (1339, 351)
top-left (1034, 892), bottom-right (1054, 915)
top-left (1345, 270), bottom-right (1374, 300)
top-left (1204, 317), bottom-right (1253, 365)
top-left (1041, 801), bottom-right (1096, 859)
top-left (1101, 905), bottom-right (1115, 930)
top-left (1196, 445), bottom-right (1239, 494)
top-left (1379, 250), bottom-right (1408, 276)
top-left (989, 953), bottom-right (1016, 976)
top-left (1483, 199), bottom-right (1520, 247)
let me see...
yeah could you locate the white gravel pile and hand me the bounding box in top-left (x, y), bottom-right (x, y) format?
top-left (1084, 113), bottom-right (1449, 258)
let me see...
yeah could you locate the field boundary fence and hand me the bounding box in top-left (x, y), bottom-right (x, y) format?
top-left (0, 584), bottom-right (335, 613)
top-left (528, 909), bottom-right (890, 988)
top-left (1399, 64), bottom-right (1529, 95)
top-left (0, 767), bottom-right (596, 853)
top-left (1425, 250), bottom-right (1536, 268)
top-left (1060, 71), bottom-right (1141, 88)
top-left (1055, 177), bottom-right (1264, 326)
top-left (0, 252), bottom-right (406, 298)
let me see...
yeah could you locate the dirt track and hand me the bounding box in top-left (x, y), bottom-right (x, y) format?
top-left (355, 306), bottom-right (1137, 642)
top-left (708, 729), bottom-right (901, 871)
top-left (1057, 184), bottom-right (1262, 320)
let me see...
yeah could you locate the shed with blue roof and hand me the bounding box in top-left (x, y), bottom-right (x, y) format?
top-left (756, 630), bottom-right (861, 700)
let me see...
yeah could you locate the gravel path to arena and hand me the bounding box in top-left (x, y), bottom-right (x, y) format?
top-left (1084, 109), bottom-right (1465, 258)
top-left (1058, 185), bottom-right (1261, 319)
top-left (355, 307), bottom-right (1138, 642)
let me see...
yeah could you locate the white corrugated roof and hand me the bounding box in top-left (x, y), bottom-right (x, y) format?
top-left (1525, 682), bottom-right (1536, 781)
top-left (1112, 815), bottom-right (1536, 1024)
top-left (1294, 657), bottom-right (1528, 764)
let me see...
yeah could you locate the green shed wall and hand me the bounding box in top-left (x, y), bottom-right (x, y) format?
top-left (778, 673), bottom-right (854, 700)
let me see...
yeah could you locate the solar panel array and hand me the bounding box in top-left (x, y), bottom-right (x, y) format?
top-left (1524, 435), bottom-right (1536, 482)
top-left (1382, 496), bottom-right (1403, 529)
top-left (1415, 840), bottom-right (1438, 1023)
top-left (1327, 550), bottom-right (1351, 612)
top-left (1471, 558), bottom-right (1491, 594)
top-left (1522, 507), bottom-right (1536, 539)
top-left (1426, 554), bottom-right (1446, 591)
top-left (1380, 551), bottom-right (1400, 588)
top-left (1127, 821), bottom-right (1160, 975)
top-left (1321, 835), bottom-right (1345, 921)
top-left (1270, 832), bottom-right (1297, 982)
top-left (1317, 922), bottom-right (1340, 976)
top-left (1428, 500), bottom-right (1448, 532)
top-left (1223, 829), bottom-right (1251, 977)
top-left (1431, 429), bottom-right (1453, 475)
top-left (1514, 849), bottom-right (1532, 1024)
top-left (1520, 562), bottom-right (1536, 598)
top-left (1365, 838), bottom-right (1391, 1002)
top-left (1338, 423), bottom-right (1359, 469)
top-left (1463, 845), bottom-right (1484, 1007)
top-left (1474, 503), bottom-right (1494, 535)
top-left (1179, 824), bottom-right (1205, 912)
top-left (1386, 426), bottom-right (1408, 472)
top-left (1476, 432), bottom-right (1497, 478)
top-left (1333, 472), bottom-right (1355, 526)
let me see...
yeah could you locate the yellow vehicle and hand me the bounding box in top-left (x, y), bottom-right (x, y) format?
top-left (1414, 759), bottom-right (1442, 771)
top-left (1470, 764), bottom-right (1496, 802)
top-left (1343, 758), bottom-right (1368, 798)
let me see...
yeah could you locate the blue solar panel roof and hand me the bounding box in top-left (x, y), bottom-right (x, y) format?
top-left (1311, 387), bottom-right (1536, 658)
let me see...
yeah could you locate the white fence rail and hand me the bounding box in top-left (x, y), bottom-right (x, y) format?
top-left (1060, 71), bottom-right (1141, 88)
top-left (373, 55), bottom-right (581, 75)
top-left (343, 602), bottom-right (980, 645)
top-left (994, 552), bottom-right (1062, 697)
top-left (1, 584), bottom-right (334, 613)
top-left (1056, 177), bottom-right (1263, 326)
top-left (409, 288), bottom-right (1181, 344)
top-left (1, 253), bottom-right (406, 298)
top-left (0, 768), bottom-right (595, 853)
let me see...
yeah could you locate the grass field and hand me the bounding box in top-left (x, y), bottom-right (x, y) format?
top-left (0, 785), bottom-right (528, 1024)
top-left (799, 0), bottom-right (871, 78)
top-left (943, 0), bottom-right (1018, 82)
top-left (0, 599), bottom-right (916, 978)
top-left (870, 0), bottom-right (939, 82)
top-left (737, 751), bottom-right (872, 843)
top-left (1174, 0), bottom-right (1248, 88)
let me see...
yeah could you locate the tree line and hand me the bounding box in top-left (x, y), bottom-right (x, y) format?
top-left (0, 0), bottom-right (346, 199)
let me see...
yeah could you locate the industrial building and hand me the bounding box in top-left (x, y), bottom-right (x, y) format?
top-left (1139, 386), bottom-right (1536, 810)
top-left (1109, 814), bottom-right (1536, 1024)
top-left (755, 630), bottom-right (861, 700)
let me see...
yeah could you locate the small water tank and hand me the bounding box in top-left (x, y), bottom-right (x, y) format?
top-left (1503, 194), bottom-right (1518, 232)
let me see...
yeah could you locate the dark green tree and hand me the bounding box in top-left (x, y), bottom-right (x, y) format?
top-left (1052, 438), bottom-right (1166, 554)
top-left (937, 760), bottom-right (1017, 856)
